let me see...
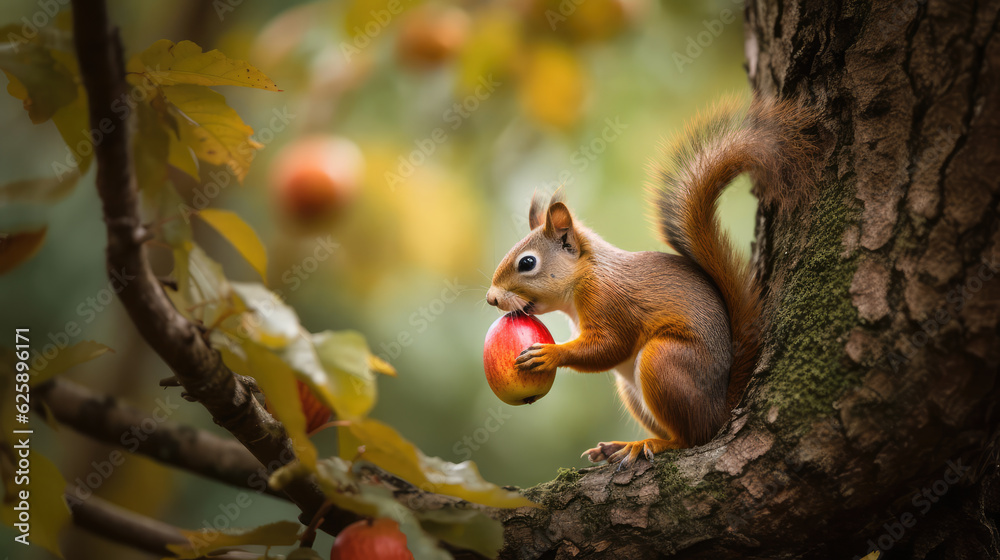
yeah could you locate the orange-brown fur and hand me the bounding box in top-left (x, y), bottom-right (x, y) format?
top-left (486, 95), bottom-right (816, 466)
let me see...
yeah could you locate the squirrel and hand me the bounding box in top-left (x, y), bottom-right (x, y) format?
top-left (485, 95), bottom-right (816, 467)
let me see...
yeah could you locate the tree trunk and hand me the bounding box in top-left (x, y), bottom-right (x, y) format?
top-left (494, 0), bottom-right (1000, 557)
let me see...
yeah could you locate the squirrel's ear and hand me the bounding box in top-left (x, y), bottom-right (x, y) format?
top-left (544, 202), bottom-right (578, 254)
top-left (528, 192), bottom-right (547, 230)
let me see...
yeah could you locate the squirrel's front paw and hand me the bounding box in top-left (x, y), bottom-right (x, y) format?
top-left (514, 343), bottom-right (558, 372)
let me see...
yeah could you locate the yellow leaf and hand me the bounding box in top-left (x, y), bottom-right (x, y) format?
top-left (198, 209), bottom-right (268, 282)
top-left (31, 340), bottom-right (113, 385)
top-left (49, 48), bottom-right (93, 174)
top-left (0, 227), bottom-right (47, 275)
top-left (133, 101), bottom-right (169, 198)
top-left (308, 330), bottom-right (377, 420)
top-left (368, 353), bottom-right (396, 376)
top-left (0, 173), bottom-right (80, 205)
top-left (167, 520), bottom-right (301, 559)
top-left (162, 84), bottom-right (259, 182)
top-left (519, 42), bottom-right (587, 129)
top-left (168, 242), bottom-right (235, 326)
top-left (242, 341), bottom-right (317, 469)
top-left (340, 419), bottom-right (533, 508)
top-left (127, 39), bottom-right (280, 91)
top-left (1, 452), bottom-right (70, 559)
top-left (0, 36), bottom-right (77, 123)
top-left (228, 283), bottom-right (299, 349)
top-left (167, 130), bottom-right (200, 180)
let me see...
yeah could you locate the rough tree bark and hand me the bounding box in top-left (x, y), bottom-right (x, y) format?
top-left (492, 0), bottom-right (1000, 558)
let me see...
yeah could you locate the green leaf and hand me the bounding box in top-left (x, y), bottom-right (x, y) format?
top-left (167, 520), bottom-right (301, 559)
top-left (340, 419), bottom-right (534, 509)
top-left (198, 209), bottom-right (268, 282)
top-left (161, 84), bottom-right (261, 182)
top-left (242, 340), bottom-right (317, 470)
top-left (31, 340), bottom-right (113, 385)
top-left (0, 38), bottom-right (77, 123)
top-left (0, 173), bottom-right (80, 206)
top-left (0, 227), bottom-right (47, 274)
top-left (417, 508), bottom-right (503, 558)
top-left (1, 452), bottom-right (70, 559)
top-left (127, 39), bottom-right (280, 91)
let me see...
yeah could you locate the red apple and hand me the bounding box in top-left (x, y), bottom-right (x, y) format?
top-left (395, 5), bottom-right (471, 69)
top-left (483, 312), bottom-right (556, 405)
top-left (330, 518), bottom-right (413, 560)
top-left (270, 135), bottom-right (364, 229)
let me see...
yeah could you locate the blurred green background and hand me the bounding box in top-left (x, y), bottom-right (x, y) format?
top-left (0, 0), bottom-right (754, 557)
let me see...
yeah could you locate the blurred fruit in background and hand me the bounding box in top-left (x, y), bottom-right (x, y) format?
top-left (270, 135), bottom-right (365, 231)
top-left (395, 4), bottom-right (471, 70)
top-left (519, 41), bottom-right (587, 129)
top-left (518, 0), bottom-right (646, 43)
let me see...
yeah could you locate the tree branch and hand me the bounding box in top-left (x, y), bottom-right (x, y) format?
top-left (67, 490), bottom-right (265, 559)
top-left (35, 378), bottom-right (285, 499)
top-left (69, 0), bottom-right (355, 532)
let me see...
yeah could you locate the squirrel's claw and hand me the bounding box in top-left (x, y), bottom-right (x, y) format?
top-left (582, 441), bottom-right (624, 464)
top-left (514, 343), bottom-right (556, 371)
top-left (584, 439), bottom-right (671, 468)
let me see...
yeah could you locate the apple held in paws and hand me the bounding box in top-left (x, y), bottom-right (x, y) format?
top-left (484, 312), bottom-right (556, 405)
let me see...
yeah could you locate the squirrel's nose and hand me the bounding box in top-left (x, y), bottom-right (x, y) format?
top-left (486, 287), bottom-right (500, 307)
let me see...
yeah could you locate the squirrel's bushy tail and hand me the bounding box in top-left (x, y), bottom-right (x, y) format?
top-left (652, 95), bottom-right (816, 410)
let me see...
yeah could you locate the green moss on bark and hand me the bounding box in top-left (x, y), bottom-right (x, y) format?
top-left (765, 183), bottom-right (862, 431)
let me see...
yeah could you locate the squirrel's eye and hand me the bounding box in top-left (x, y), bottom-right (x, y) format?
top-left (517, 256), bottom-right (537, 272)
